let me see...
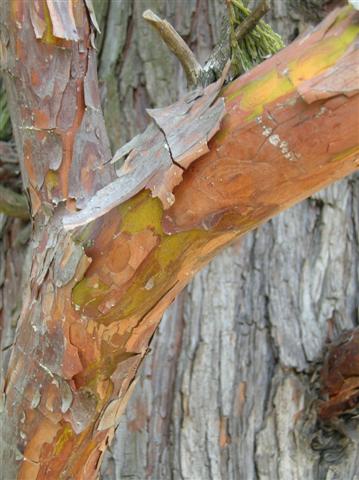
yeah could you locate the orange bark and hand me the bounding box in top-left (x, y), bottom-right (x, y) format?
top-left (0, 2), bottom-right (358, 479)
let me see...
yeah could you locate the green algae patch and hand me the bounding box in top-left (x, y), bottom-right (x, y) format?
top-left (118, 191), bottom-right (163, 236)
top-left (72, 277), bottom-right (110, 310)
top-left (96, 228), bottom-right (206, 326)
top-left (330, 145), bottom-right (359, 164)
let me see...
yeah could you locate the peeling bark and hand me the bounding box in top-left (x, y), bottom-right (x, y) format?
top-left (63, 68), bottom-right (228, 228)
top-left (0, 1), bottom-right (358, 479)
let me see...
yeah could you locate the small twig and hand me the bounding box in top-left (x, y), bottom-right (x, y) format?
top-left (234, 0), bottom-right (270, 42)
top-left (0, 185), bottom-right (29, 220)
top-left (142, 9), bottom-right (202, 87)
top-left (2, 342), bottom-right (13, 352)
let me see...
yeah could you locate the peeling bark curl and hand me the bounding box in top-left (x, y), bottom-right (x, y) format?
top-left (63, 65), bottom-right (229, 229)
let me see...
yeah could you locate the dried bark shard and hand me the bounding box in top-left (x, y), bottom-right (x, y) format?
top-left (97, 378), bottom-right (139, 431)
top-left (63, 124), bottom-right (171, 230)
top-left (63, 69), bottom-right (228, 229)
top-left (84, 0), bottom-right (101, 34)
top-left (46, 0), bottom-right (79, 41)
top-left (146, 65), bottom-right (229, 169)
top-left (29, 1), bottom-right (46, 39)
top-left (30, 0), bottom-right (79, 42)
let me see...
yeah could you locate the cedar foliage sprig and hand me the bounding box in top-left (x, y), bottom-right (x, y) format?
top-left (0, 81), bottom-right (12, 141)
top-left (229, 0), bottom-right (284, 76)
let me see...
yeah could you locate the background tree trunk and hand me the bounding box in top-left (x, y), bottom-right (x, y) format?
top-left (0, 1), bottom-right (357, 479)
top-left (93, 1), bottom-right (359, 479)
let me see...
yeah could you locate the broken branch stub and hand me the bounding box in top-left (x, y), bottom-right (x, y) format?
top-left (142, 9), bottom-right (202, 86)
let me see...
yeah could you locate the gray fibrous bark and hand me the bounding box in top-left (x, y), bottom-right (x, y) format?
top-left (98, 1), bottom-right (359, 479)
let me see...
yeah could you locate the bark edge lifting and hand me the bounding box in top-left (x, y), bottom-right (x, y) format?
top-left (62, 67), bottom-right (229, 231)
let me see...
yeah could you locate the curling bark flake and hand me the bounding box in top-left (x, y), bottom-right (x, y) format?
top-left (63, 66), bottom-right (228, 229)
top-left (0, 1), bottom-right (358, 479)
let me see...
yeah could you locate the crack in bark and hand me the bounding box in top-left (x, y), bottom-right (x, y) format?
top-left (62, 71), bottom-right (227, 229)
top-left (155, 123), bottom-right (186, 173)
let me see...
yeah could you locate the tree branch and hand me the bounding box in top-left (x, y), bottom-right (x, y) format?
top-left (201, 0), bottom-right (277, 85)
top-left (233, 0), bottom-right (270, 42)
top-left (142, 9), bottom-right (202, 87)
top-left (142, 2), bottom-right (272, 88)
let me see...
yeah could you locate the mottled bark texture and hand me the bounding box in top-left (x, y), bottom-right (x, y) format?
top-left (97, 2), bottom-right (359, 480)
top-left (0, 1), bottom-right (358, 479)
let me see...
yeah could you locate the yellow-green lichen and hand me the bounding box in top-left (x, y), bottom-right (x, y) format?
top-left (42, 1), bottom-right (58, 45)
top-left (288, 24), bottom-right (359, 86)
top-left (54, 424), bottom-right (73, 455)
top-left (117, 191), bottom-right (163, 235)
top-left (45, 170), bottom-right (59, 193)
top-left (227, 68), bottom-right (294, 118)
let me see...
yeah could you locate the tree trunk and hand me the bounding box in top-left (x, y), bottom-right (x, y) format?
top-left (0, 1), bottom-right (358, 479)
top-left (97, 2), bottom-right (359, 479)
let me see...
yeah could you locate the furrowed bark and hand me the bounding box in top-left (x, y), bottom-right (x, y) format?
top-left (0, 3), bottom-right (358, 479)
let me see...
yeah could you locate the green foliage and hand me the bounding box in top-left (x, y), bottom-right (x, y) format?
top-left (229, 0), bottom-right (284, 76)
top-left (0, 81), bottom-right (12, 141)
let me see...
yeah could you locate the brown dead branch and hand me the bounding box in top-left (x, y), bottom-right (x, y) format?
top-left (233, 0), bottom-right (270, 42)
top-left (142, 9), bottom-right (202, 87)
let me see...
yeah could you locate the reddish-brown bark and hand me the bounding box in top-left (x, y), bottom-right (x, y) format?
top-left (0, 2), bottom-right (358, 479)
top-left (320, 327), bottom-right (359, 420)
